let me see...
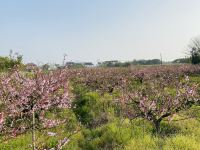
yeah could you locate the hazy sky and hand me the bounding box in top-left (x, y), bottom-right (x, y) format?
top-left (1, 0), bottom-right (200, 64)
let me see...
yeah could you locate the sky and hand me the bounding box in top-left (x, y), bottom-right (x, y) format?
top-left (1, 0), bottom-right (200, 64)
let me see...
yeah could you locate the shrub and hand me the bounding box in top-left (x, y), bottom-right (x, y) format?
top-left (78, 121), bottom-right (133, 150)
top-left (73, 91), bottom-right (114, 128)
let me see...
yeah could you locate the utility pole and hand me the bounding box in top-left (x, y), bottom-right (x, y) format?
top-left (63, 54), bottom-right (67, 67)
top-left (160, 53), bottom-right (163, 65)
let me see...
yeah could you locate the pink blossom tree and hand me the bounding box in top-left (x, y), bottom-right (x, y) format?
top-left (120, 75), bottom-right (199, 134)
top-left (0, 68), bottom-right (72, 149)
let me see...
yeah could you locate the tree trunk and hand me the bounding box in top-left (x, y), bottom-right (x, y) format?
top-left (32, 109), bottom-right (36, 150)
top-left (153, 120), bottom-right (161, 134)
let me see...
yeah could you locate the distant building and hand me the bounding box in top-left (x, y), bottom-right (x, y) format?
top-left (83, 62), bottom-right (94, 67)
top-left (25, 63), bottom-right (37, 71)
top-left (65, 62), bottom-right (76, 67)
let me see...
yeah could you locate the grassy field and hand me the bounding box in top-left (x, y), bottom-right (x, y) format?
top-left (0, 107), bottom-right (200, 150)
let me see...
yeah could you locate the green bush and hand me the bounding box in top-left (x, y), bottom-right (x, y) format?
top-left (78, 121), bottom-right (133, 150)
top-left (73, 90), bottom-right (115, 128)
top-left (0, 55), bottom-right (23, 71)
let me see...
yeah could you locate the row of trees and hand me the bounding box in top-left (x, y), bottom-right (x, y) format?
top-left (98, 59), bottom-right (162, 67)
top-left (74, 65), bottom-right (200, 133)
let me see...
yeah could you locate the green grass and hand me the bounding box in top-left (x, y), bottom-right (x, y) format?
top-left (0, 108), bottom-right (199, 150)
top-left (125, 117), bottom-right (200, 150)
